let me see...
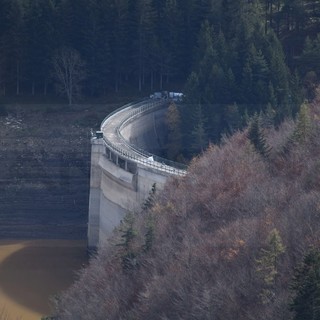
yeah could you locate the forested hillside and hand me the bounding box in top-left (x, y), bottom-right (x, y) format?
top-left (53, 90), bottom-right (320, 320)
top-left (2, 0), bottom-right (320, 152)
top-left (3, 1), bottom-right (320, 318)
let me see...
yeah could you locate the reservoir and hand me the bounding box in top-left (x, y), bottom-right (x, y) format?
top-left (0, 239), bottom-right (87, 320)
top-left (0, 105), bottom-right (95, 319)
top-left (0, 105), bottom-right (118, 319)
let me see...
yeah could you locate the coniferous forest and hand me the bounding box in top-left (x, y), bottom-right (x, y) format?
top-left (4, 1), bottom-right (320, 319)
top-left (2, 0), bottom-right (320, 152)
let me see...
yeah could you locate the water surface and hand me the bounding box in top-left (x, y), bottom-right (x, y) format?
top-left (0, 239), bottom-right (87, 320)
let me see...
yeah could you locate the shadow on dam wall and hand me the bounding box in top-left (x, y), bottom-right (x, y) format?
top-left (88, 101), bottom-right (184, 249)
top-left (120, 108), bottom-right (168, 156)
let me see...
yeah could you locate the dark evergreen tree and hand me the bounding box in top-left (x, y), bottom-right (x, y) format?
top-left (268, 35), bottom-right (291, 119)
top-left (247, 113), bottom-right (272, 158)
top-left (143, 214), bottom-right (154, 252)
top-left (109, 0), bottom-right (130, 92)
top-left (180, 1), bottom-right (298, 155)
top-left (24, 0), bottom-right (56, 95)
top-left (175, 0), bottom-right (199, 79)
top-left (292, 102), bottom-right (312, 143)
top-left (190, 104), bottom-right (208, 154)
top-left (290, 69), bottom-right (303, 114)
top-left (0, 0), bottom-right (313, 121)
top-left (57, 0), bottom-right (91, 51)
top-left (165, 102), bottom-right (182, 160)
top-left (224, 103), bottom-right (242, 133)
top-left (130, 0), bottom-right (156, 91)
top-left (0, 0), bottom-right (23, 95)
top-left (256, 228), bottom-right (285, 304)
top-left (298, 34), bottom-right (320, 78)
top-left (155, 0), bottom-right (180, 88)
top-left (290, 249), bottom-right (320, 320)
top-left (143, 183), bottom-right (156, 211)
top-left (117, 213), bottom-right (138, 271)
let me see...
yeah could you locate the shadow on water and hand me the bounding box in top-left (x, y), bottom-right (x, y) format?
top-left (0, 240), bottom-right (87, 317)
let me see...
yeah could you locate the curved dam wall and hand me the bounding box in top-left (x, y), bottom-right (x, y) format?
top-left (88, 100), bottom-right (185, 249)
top-left (120, 108), bottom-right (167, 155)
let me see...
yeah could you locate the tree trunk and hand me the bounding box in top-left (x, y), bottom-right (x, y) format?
top-left (115, 72), bottom-right (119, 92)
top-left (138, 73), bottom-right (142, 92)
top-left (44, 78), bottom-right (47, 96)
top-left (160, 72), bottom-right (163, 90)
top-left (150, 71), bottom-right (153, 91)
top-left (16, 60), bottom-right (20, 95)
top-left (265, 0), bottom-right (269, 34)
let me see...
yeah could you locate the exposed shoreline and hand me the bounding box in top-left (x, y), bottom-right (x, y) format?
top-left (0, 104), bottom-right (118, 319)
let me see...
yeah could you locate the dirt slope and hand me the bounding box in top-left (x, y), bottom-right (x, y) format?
top-left (0, 103), bottom-right (115, 239)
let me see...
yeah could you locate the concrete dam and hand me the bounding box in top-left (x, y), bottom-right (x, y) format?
top-left (88, 99), bottom-right (186, 249)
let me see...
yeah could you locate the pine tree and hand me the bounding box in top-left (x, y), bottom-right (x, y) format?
top-left (109, 0), bottom-right (130, 92)
top-left (154, 0), bottom-right (180, 88)
top-left (24, 0), bottom-right (56, 95)
top-left (0, 0), bottom-right (23, 95)
top-left (252, 48), bottom-right (269, 104)
top-left (182, 72), bottom-right (202, 156)
top-left (117, 213), bottom-right (138, 271)
top-left (130, 0), bottom-right (155, 91)
top-left (256, 228), bottom-right (286, 304)
top-left (224, 103), bottom-right (241, 133)
top-left (241, 59), bottom-right (254, 104)
top-left (292, 102), bottom-right (312, 143)
top-left (290, 249), bottom-right (320, 320)
top-left (261, 103), bottom-right (276, 128)
top-left (190, 104), bottom-right (208, 154)
top-left (247, 113), bottom-right (272, 159)
top-left (166, 102), bottom-right (182, 160)
top-left (268, 81), bottom-right (277, 109)
top-left (143, 183), bottom-right (156, 211)
top-left (175, 0), bottom-right (199, 79)
top-left (267, 32), bottom-right (291, 119)
top-left (143, 214), bottom-right (154, 252)
top-left (80, 0), bottom-right (105, 96)
top-left (299, 34), bottom-right (320, 92)
top-left (290, 69), bottom-right (303, 116)
top-left (195, 21), bottom-right (217, 100)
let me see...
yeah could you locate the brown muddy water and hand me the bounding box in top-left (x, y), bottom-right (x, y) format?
top-left (0, 239), bottom-right (87, 320)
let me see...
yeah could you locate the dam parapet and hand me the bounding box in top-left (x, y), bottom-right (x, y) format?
top-left (88, 99), bottom-right (186, 250)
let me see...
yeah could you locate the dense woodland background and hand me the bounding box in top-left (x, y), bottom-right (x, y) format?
top-left (2, 0), bottom-right (320, 153)
top-left (3, 0), bottom-right (320, 319)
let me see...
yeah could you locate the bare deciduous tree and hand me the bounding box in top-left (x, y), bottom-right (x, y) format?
top-left (52, 47), bottom-right (86, 105)
top-left (52, 93), bottom-right (320, 320)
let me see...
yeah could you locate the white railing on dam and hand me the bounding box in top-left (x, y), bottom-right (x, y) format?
top-left (99, 98), bottom-right (187, 176)
top-left (88, 98), bottom-right (187, 249)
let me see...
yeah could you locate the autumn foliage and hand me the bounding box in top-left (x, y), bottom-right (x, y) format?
top-left (54, 93), bottom-right (320, 320)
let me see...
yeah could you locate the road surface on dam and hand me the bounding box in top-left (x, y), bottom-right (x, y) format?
top-left (88, 98), bottom-right (187, 248)
top-left (100, 99), bottom-right (186, 175)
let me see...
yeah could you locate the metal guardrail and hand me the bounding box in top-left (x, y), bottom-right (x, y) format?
top-left (100, 99), bottom-right (187, 176)
top-left (100, 98), bottom-right (147, 128)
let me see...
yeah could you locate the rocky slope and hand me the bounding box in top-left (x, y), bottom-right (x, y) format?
top-left (0, 103), bottom-right (115, 239)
